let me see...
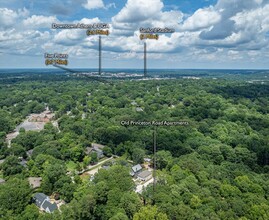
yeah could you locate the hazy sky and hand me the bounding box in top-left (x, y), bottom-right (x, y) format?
top-left (0, 0), bottom-right (269, 69)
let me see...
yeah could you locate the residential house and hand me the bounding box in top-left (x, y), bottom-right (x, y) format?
top-left (85, 146), bottom-right (104, 159)
top-left (85, 147), bottom-right (93, 155)
top-left (144, 158), bottom-right (151, 163)
top-left (94, 148), bottom-right (104, 159)
top-left (91, 143), bottom-right (105, 159)
top-left (130, 164), bottom-right (143, 176)
top-left (0, 178), bottom-right (5, 184)
top-left (33, 193), bottom-right (58, 213)
top-left (92, 143), bottom-right (105, 150)
top-left (137, 170), bottom-right (152, 182)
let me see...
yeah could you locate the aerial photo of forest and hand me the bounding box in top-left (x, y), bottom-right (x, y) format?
top-left (0, 70), bottom-right (269, 219)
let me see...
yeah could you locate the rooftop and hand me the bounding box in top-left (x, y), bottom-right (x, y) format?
top-left (33, 193), bottom-right (58, 213)
top-left (92, 143), bottom-right (105, 149)
top-left (42, 200), bottom-right (58, 213)
top-left (85, 147), bottom-right (93, 155)
top-left (33, 193), bottom-right (48, 207)
top-left (132, 164), bottom-right (142, 173)
top-left (137, 170), bottom-right (152, 179)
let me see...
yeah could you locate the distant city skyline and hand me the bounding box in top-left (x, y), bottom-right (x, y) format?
top-left (0, 0), bottom-right (269, 69)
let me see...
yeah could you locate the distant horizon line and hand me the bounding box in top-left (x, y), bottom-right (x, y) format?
top-left (0, 68), bottom-right (268, 71)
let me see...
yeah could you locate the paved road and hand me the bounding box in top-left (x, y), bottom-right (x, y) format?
top-left (86, 157), bottom-right (113, 176)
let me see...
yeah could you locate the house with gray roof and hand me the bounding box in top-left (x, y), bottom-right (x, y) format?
top-left (85, 147), bottom-right (93, 155)
top-left (33, 193), bottom-right (48, 208)
top-left (42, 200), bottom-right (58, 213)
top-left (92, 143), bottom-right (105, 149)
top-left (144, 158), bottom-right (151, 163)
top-left (137, 170), bottom-right (152, 182)
top-left (94, 148), bottom-right (104, 159)
top-left (130, 164), bottom-right (143, 176)
top-left (33, 193), bottom-right (58, 213)
top-left (0, 178), bottom-right (5, 184)
top-left (85, 146), bottom-right (104, 159)
top-left (85, 143), bottom-right (105, 159)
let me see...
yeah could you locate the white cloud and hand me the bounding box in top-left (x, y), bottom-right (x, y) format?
top-left (0, 8), bottom-right (28, 28)
top-left (180, 6), bottom-right (221, 31)
top-left (102, 33), bottom-right (142, 52)
top-left (113, 51), bottom-right (140, 60)
top-left (152, 10), bottom-right (183, 28)
top-left (0, 29), bottom-right (22, 42)
top-left (23, 15), bottom-right (58, 28)
top-left (53, 17), bottom-right (100, 46)
top-left (111, 0), bottom-right (183, 36)
top-left (232, 4), bottom-right (269, 33)
top-left (0, 29), bottom-right (51, 55)
top-left (54, 29), bottom-right (85, 46)
top-left (1, 0), bottom-right (269, 68)
top-left (113, 0), bottom-right (163, 23)
top-left (197, 3), bottom-right (269, 50)
top-left (105, 3), bottom-right (116, 10)
top-left (83, 0), bottom-right (105, 10)
top-left (227, 50), bottom-right (243, 60)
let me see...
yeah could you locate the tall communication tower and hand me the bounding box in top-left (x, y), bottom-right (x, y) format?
top-left (99, 36), bottom-right (102, 75)
top-left (144, 42), bottom-right (147, 77)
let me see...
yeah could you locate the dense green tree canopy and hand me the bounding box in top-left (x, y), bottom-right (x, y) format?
top-left (0, 178), bottom-right (31, 215)
top-left (0, 71), bottom-right (269, 219)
